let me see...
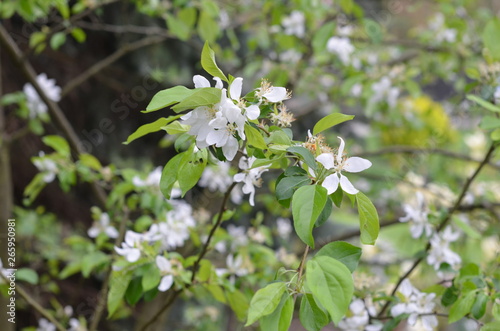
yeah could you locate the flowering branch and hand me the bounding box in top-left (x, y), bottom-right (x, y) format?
top-left (0, 273), bottom-right (66, 331)
top-left (377, 142), bottom-right (498, 317)
top-left (139, 182), bottom-right (237, 331)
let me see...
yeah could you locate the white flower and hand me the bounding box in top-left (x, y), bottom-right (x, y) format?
top-left (193, 74), bottom-right (223, 89)
top-left (216, 254), bottom-right (248, 283)
top-left (227, 224), bottom-right (248, 248)
top-left (427, 226), bottom-right (461, 275)
top-left (88, 213), bottom-right (119, 239)
top-left (33, 151), bottom-right (58, 183)
top-left (371, 77), bottom-right (399, 107)
top-left (255, 80), bottom-right (290, 103)
top-left (199, 161), bottom-right (233, 192)
top-left (0, 259), bottom-right (14, 284)
top-left (23, 73), bottom-right (61, 119)
top-left (316, 137), bottom-right (372, 195)
top-left (36, 318), bottom-right (56, 331)
top-left (338, 299), bottom-right (382, 331)
top-left (391, 279), bottom-right (437, 331)
top-left (132, 167), bottom-right (162, 188)
top-left (68, 318), bottom-right (86, 331)
top-left (281, 11), bottom-right (305, 38)
top-left (494, 86), bottom-right (500, 105)
top-left (351, 83), bottom-right (363, 97)
top-left (276, 218), bottom-right (292, 239)
top-left (156, 255), bottom-right (174, 292)
top-left (326, 36), bottom-right (354, 65)
top-left (114, 231), bottom-right (144, 262)
top-left (399, 192), bottom-right (433, 239)
top-left (233, 156), bottom-right (269, 205)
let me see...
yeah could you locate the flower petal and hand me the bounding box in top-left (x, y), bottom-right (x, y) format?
top-left (229, 77), bottom-right (243, 100)
top-left (213, 77), bottom-right (223, 89)
top-left (316, 153), bottom-right (335, 169)
top-left (321, 174), bottom-right (339, 195)
top-left (336, 137), bottom-right (345, 164)
top-left (339, 174), bottom-right (358, 194)
top-left (245, 105), bottom-right (260, 120)
top-left (158, 275), bottom-right (174, 292)
top-left (263, 87), bottom-right (288, 102)
top-left (155, 255), bottom-right (171, 273)
top-left (343, 157), bottom-right (372, 173)
top-left (126, 249), bottom-right (141, 263)
top-left (193, 75), bottom-right (210, 88)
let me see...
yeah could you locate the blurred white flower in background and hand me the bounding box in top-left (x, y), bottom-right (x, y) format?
top-left (132, 166), bottom-right (162, 188)
top-left (88, 212), bottom-right (119, 239)
top-left (427, 226), bottom-right (461, 276)
top-left (156, 255), bottom-right (174, 291)
top-left (199, 161), bottom-right (233, 193)
top-left (338, 298), bottom-right (382, 331)
top-left (23, 73), bottom-right (61, 119)
top-left (276, 217), bottom-right (292, 239)
top-left (36, 318), bottom-right (56, 331)
top-left (326, 36), bottom-right (354, 65)
top-left (399, 192), bottom-right (433, 239)
top-left (33, 151), bottom-right (58, 183)
top-left (216, 254), bottom-right (248, 283)
top-left (114, 231), bottom-right (145, 262)
top-left (371, 77), bottom-right (399, 108)
top-left (281, 11), bottom-right (305, 38)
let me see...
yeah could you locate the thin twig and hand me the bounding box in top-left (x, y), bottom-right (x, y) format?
top-left (89, 208), bottom-right (129, 331)
top-left (0, 23), bottom-right (108, 207)
top-left (356, 146), bottom-right (500, 170)
top-left (61, 34), bottom-right (169, 97)
top-left (0, 272), bottom-right (66, 331)
top-left (140, 182), bottom-right (237, 331)
top-left (377, 143), bottom-right (498, 317)
top-left (297, 245), bottom-right (309, 283)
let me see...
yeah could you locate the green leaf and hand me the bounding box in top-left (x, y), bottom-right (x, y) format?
top-left (316, 241), bottom-right (362, 273)
top-left (482, 322), bottom-right (500, 331)
top-left (482, 19), bottom-right (500, 61)
top-left (275, 175), bottom-right (310, 202)
top-left (163, 121), bottom-right (189, 135)
top-left (306, 256), bottom-right (354, 324)
top-left (292, 185), bottom-right (328, 248)
top-left (198, 11), bottom-right (220, 44)
top-left (260, 292), bottom-right (294, 331)
top-left (143, 86), bottom-right (195, 113)
top-left (125, 117), bottom-right (179, 145)
top-left (441, 285), bottom-right (459, 307)
top-left (142, 264), bottom-right (161, 292)
top-left (50, 32), bottom-right (66, 50)
top-left (315, 199), bottom-right (332, 227)
top-left (70, 27), bottom-right (86, 43)
top-left (492, 301), bottom-right (500, 320)
top-left (160, 153), bottom-right (184, 199)
top-left (107, 270), bottom-right (133, 317)
top-left (201, 41), bottom-right (228, 82)
top-left (246, 282), bottom-right (287, 326)
top-left (42, 135), bottom-right (70, 156)
top-left (471, 292), bottom-right (488, 319)
top-left (171, 87), bottom-right (221, 112)
top-left (59, 261), bottom-right (81, 279)
top-left (245, 124), bottom-right (267, 149)
top-left (287, 146), bottom-right (317, 170)
top-left (312, 113), bottom-right (355, 135)
top-left (205, 284), bottom-right (226, 303)
top-left (356, 192), bottom-right (379, 245)
top-left (312, 22), bottom-right (335, 54)
top-left (178, 147), bottom-right (207, 196)
top-left (466, 94), bottom-right (500, 113)
top-left (491, 128), bottom-right (500, 141)
top-left (453, 216), bottom-right (481, 239)
top-left (16, 268), bottom-right (39, 285)
top-left (331, 188), bottom-right (343, 208)
top-left (81, 251), bottom-right (109, 277)
top-left (166, 13), bottom-right (191, 40)
top-left (299, 293), bottom-right (330, 331)
top-left (449, 291), bottom-right (476, 323)
top-left (227, 289), bottom-right (249, 321)
top-left (125, 277), bottom-right (143, 305)
top-left (79, 153), bottom-right (102, 170)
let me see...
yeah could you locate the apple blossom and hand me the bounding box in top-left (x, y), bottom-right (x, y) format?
top-left (87, 212), bottom-right (119, 239)
top-left (233, 156), bottom-right (269, 206)
top-left (156, 255), bottom-right (174, 292)
top-left (23, 73), bottom-right (61, 119)
top-left (316, 137), bottom-right (372, 195)
top-left (399, 192), bottom-right (433, 239)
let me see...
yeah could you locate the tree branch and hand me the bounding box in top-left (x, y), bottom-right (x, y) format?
top-left (140, 182), bottom-right (237, 331)
top-left (61, 34), bottom-right (169, 97)
top-left (377, 142), bottom-right (498, 317)
top-left (0, 272), bottom-right (66, 331)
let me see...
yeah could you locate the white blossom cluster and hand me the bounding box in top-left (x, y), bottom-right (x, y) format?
top-left (338, 298), bottom-right (382, 331)
top-left (23, 73), bottom-right (61, 119)
top-left (32, 151), bottom-right (58, 183)
top-left (181, 75), bottom-right (289, 161)
top-left (391, 279), bottom-right (438, 331)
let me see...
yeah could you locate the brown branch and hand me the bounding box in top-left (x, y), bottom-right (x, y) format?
top-left (377, 142), bottom-right (498, 317)
top-left (89, 208), bottom-right (129, 331)
top-left (356, 146), bottom-right (500, 170)
top-left (140, 182), bottom-right (237, 331)
top-left (61, 34), bottom-right (168, 97)
top-left (0, 23), bottom-right (108, 207)
top-left (74, 21), bottom-right (171, 36)
top-left (0, 272), bottom-right (66, 331)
